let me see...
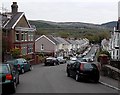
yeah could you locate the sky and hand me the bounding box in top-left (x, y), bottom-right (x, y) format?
top-left (1, 0), bottom-right (120, 24)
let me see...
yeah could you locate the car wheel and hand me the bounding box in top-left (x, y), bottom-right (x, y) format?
top-left (53, 62), bottom-right (56, 66)
top-left (17, 76), bottom-right (19, 84)
top-left (75, 74), bottom-right (79, 81)
top-left (67, 70), bottom-right (70, 77)
top-left (11, 82), bottom-right (16, 93)
top-left (67, 72), bottom-right (70, 77)
top-left (29, 66), bottom-right (32, 71)
top-left (94, 79), bottom-right (99, 83)
top-left (21, 68), bottom-right (25, 74)
top-left (94, 77), bottom-right (99, 83)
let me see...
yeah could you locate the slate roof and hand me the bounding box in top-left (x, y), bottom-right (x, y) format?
top-left (3, 12), bottom-right (24, 29)
top-left (66, 39), bottom-right (78, 45)
top-left (35, 35), bottom-right (70, 45)
top-left (47, 35), bottom-right (60, 44)
top-left (54, 37), bottom-right (70, 45)
top-left (66, 39), bottom-right (88, 45)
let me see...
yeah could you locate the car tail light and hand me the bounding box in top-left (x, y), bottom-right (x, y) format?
top-left (17, 64), bottom-right (20, 68)
top-left (6, 74), bottom-right (13, 80)
top-left (80, 64), bottom-right (84, 70)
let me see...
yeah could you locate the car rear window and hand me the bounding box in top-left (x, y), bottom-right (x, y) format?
top-left (67, 60), bottom-right (76, 64)
top-left (0, 65), bottom-right (9, 74)
top-left (46, 59), bottom-right (52, 62)
top-left (17, 59), bottom-right (24, 64)
top-left (83, 64), bottom-right (93, 70)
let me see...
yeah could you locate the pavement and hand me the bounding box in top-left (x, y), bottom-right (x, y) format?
top-left (100, 75), bottom-right (120, 91)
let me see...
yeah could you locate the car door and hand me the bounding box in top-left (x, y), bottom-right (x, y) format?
top-left (70, 62), bottom-right (77, 77)
top-left (67, 61), bottom-right (73, 75)
top-left (9, 64), bottom-right (18, 84)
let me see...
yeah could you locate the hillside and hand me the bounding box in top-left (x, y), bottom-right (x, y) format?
top-left (29, 20), bottom-right (116, 43)
top-left (101, 21), bottom-right (117, 29)
top-left (29, 20), bottom-right (117, 30)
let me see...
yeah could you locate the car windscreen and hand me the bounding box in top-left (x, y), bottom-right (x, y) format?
top-left (0, 65), bottom-right (9, 74)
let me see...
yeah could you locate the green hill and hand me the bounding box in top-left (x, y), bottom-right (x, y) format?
top-left (29, 20), bottom-right (116, 43)
top-left (101, 21), bottom-right (117, 29)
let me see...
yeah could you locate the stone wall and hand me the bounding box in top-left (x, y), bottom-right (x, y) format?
top-left (101, 64), bottom-right (120, 81)
top-left (110, 60), bottom-right (120, 69)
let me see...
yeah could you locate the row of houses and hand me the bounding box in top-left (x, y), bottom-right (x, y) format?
top-left (35, 35), bottom-right (89, 57)
top-left (1, 2), bottom-right (89, 63)
top-left (101, 19), bottom-right (120, 60)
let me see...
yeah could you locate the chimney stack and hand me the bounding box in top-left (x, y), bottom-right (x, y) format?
top-left (11, 2), bottom-right (18, 14)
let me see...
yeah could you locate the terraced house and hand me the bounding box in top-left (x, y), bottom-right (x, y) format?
top-left (109, 19), bottom-right (120, 60)
top-left (2, 2), bottom-right (36, 62)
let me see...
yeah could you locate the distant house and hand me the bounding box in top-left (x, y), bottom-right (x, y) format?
top-left (66, 38), bottom-right (89, 51)
top-left (101, 39), bottom-right (109, 51)
top-left (54, 37), bottom-right (70, 56)
top-left (35, 35), bottom-right (72, 57)
top-left (35, 35), bottom-right (59, 56)
top-left (2, 2), bottom-right (36, 62)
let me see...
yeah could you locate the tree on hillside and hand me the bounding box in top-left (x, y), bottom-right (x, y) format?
top-left (58, 31), bottom-right (70, 38)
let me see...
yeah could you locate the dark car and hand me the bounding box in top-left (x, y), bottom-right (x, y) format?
top-left (6, 58), bottom-right (32, 74)
top-left (66, 60), bottom-right (100, 83)
top-left (0, 63), bottom-right (19, 94)
top-left (44, 57), bottom-right (59, 66)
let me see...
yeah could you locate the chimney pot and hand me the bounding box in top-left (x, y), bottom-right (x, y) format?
top-left (11, 2), bottom-right (18, 14)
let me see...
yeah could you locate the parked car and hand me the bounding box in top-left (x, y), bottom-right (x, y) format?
top-left (70, 57), bottom-right (77, 61)
top-left (79, 57), bottom-right (93, 62)
top-left (0, 63), bottom-right (19, 94)
top-left (66, 60), bottom-right (100, 83)
top-left (44, 57), bottom-right (59, 66)
top-left (57, 56), bottom-right (66, 64)
top-left (6, 58), bottom-right (32, 74)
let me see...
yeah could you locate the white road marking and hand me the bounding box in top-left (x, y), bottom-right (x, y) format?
top-left (99, 81), bottom-right (120, 91)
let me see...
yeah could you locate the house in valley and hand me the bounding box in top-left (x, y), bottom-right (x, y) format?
top-left (35, 35), bottom-right (59, 57)
top-left (35, 35), bottom-right (72, 57)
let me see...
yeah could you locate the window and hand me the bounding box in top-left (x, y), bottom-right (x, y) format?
top-left (24, 33), bottom-right (27, 41)
top-left (28, 32), bottom-right (33, 41)
top-left (21, 32), bottom-right (24, 41)
top-left (30, 34), bottom-right (33, 41)
top-left (15, 31), bottom-right (19, 41)
top-left (21, 45), bottom-right (27, 55)
top-left (41, 44), bottom-right (44, 50)
top-left (28, 33), bottom-right (31, 41)
top-left (117, 50), bottom-right (119, 56)
top-left (28, 44), bottom-right (33, 54)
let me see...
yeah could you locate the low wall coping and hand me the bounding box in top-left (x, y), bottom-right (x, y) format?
top-left (105, 65), bottom-right (120, 73)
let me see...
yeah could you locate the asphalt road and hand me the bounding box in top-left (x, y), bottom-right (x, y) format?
top-left (15, 63), bottom-right (118, 93)
top-left (84, 45), bottom-right (97, 58)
